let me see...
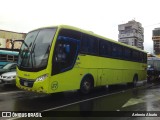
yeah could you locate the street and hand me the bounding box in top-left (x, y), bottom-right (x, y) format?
top-left (0, 81), bottom-right (160, 120)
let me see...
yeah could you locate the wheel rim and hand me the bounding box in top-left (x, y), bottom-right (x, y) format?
top-left (83, 81), bottom-right (91, 91)
top-left (81, 79), bottom-right (92, 94)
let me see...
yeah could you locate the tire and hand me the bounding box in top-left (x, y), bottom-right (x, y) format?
top-left (80, 77), bottom-right (93, 94)
top-left (133, 75), bottom-right (138, 87)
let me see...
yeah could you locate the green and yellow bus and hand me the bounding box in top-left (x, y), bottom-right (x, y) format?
top-left (16, 25), bottom-right (147, 94)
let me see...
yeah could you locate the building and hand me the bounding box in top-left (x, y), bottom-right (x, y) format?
top-left (152, 28), bottom-right (160, 55)
top-left (0, 30), bottom-right (26, 49)
top-left (118, 20), bottom-right (144, 50)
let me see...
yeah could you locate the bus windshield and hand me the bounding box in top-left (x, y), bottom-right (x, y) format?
top-left (18, 28), bottom-right (56, 70)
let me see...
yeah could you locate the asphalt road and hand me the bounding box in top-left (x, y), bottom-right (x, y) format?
top-left (0, 81), bottom-right (160, 120)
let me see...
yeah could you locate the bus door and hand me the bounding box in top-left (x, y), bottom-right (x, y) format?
top-left (52, 36), bottom-right (80, 75)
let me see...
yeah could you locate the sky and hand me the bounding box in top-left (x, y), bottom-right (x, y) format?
top-left (0, 0), bottom-right (160, 53)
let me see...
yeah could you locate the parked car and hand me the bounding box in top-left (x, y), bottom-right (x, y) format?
top-left (0, 71), bottom-right (16, 85)
top-left (0, 63), bottom-right (17, 75)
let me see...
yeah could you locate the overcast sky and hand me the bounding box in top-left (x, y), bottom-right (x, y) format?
top-left (0, 0), bottom-right (160, 53)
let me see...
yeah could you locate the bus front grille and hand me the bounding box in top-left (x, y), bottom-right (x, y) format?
top-left (20, 78), bottom-right (35, 88)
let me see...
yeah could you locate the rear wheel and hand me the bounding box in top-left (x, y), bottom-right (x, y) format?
top-left (80, 77), bottom-right (93, 94)
top-left (133, 75), bottom-right (138, 87)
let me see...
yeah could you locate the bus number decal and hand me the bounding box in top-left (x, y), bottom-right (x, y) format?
top-left (51, 81), bottom-right (58, 90)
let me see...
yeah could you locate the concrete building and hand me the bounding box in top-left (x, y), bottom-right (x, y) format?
top-left (152, 28), bottom-right (160, 55)
top-left (0, 30), bottom-right (26, 49)
top-left (118, 20), bottom-right (144, 50)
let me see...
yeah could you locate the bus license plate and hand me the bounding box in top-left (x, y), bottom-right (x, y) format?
top-left (24, 82), bottom-right (28, 86)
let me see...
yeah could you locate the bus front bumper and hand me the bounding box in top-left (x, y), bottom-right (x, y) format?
top-left (16, 77), bottom-right (49, 94)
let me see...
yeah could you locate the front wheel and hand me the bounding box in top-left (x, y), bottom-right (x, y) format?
top-left (80, 77), bottom-right (93, 94)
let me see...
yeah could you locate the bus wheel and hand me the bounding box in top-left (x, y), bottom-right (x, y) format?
top-left (80, 77), bottom-right (93, 94)
top-left (133, 75), bottom-right (138, 87)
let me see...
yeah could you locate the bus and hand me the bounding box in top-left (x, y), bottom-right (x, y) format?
top-left (0, 48), bottom-right (19, 68)
top-left (16, 25), bottom-right (147, 94)
top-left (0, 40), bottom-right (23, 68)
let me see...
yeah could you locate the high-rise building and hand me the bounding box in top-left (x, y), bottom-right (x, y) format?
top-left (118, 20), bottom-right (144, 50)
top-left (152, 28), bottom-right (160, 55)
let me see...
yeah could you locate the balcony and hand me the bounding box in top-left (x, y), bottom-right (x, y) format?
top-left (118, 33), bottom-right (139, 38)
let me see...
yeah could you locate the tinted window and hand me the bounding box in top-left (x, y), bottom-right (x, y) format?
top-left (0, 54), bottom-right (7, 61)
top-left (14, 56), bottom-right (18, 62)
top-left (52, 29), bottom-right (80, 75)
top-left (99, 40), bottom-right (111, 57)
top-left (145, 54), bottom-right (147, 63)
top-left (143, 53), bottom-right (147, 63)
top-left (80, 34), bottom-right (98, 55)
top-left (10, 64), bottom-right (17, 69)
top-left (112, 44), bottom-right (118, 57)
top-left (117, 46), bottom-right (123, 58)
top-left (124, 48), bottom-right (132, 59)
top-left (112, 44), bottom-right (123, 58)
top-left (7, 55), bottom-right (14, 61)
top-left (132, 50), bottom-right (139, 62)
top-left (139, 52), bottom-right (143, 62)
top-left (58, 29), bottom-right (81, 40)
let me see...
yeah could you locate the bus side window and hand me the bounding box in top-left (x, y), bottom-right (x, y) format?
top-left (52, 29), bottom-right (81, 75)
top-left (55, 41), bottom-right (70, 62)
top-left (0, 54), bottom-right (7, 61)
top-left (7, 55), bottom-right (14, 61)
top-left (139, 52), bottom-right (143, 62)
top-left (52, 36), bottom-right (79, 75)
top-left (80, 34), bottom-right (98, 55)
top-left (143, 53), bottom-right (147, 63)
top-left (99, 40), bottom-right (111, 57)
top-left (124, 48), bottom-right (132, 60)
top-left (132, 50), bottom-right (139, 62)
top-left (14, 55), bottom-right (18, 62)
top-left (99, 40), bottom-right (106, 56)
top-left (117, 45), bottom-right (123, 58)
top-left (112, 44), bottom-right (118, 57)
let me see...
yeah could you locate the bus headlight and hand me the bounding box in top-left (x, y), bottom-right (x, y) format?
top-left (36, 74), bottom-right (48, 82)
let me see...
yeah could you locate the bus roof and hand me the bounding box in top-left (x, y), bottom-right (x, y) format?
top-left (0, 50), bottom-right (19, 55)
top-left (30, 25), bottom-right (147, 53)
